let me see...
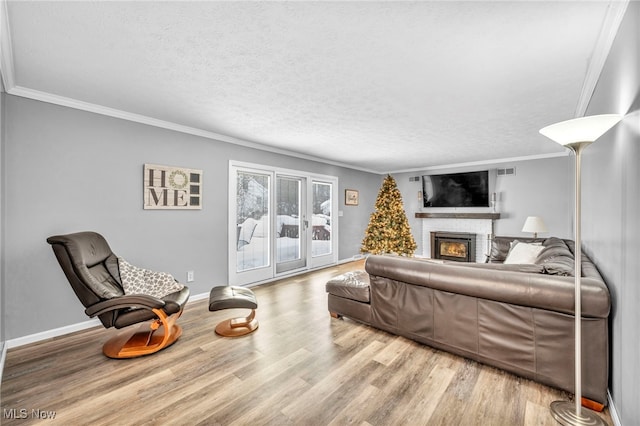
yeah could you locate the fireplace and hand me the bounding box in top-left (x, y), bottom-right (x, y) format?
top-left (430, 232), bottom-right (476, 262)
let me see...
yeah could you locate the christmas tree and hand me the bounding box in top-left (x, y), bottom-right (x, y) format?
top-left (361, 174), bottom-right (417, 256)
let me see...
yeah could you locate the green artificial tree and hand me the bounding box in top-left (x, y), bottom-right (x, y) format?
top-left (361, 174), bottom-right (417, 256)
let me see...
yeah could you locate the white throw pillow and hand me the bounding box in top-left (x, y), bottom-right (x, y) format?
top-left (504, 242), bottom-right (545, 264)
top-left (118, 257), bottom-right (184, 298)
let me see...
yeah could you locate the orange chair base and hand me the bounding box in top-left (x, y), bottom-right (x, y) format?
top-left (215, 309), bottom-right (258, 337)
top-left (581, 397), bottom-right (605, 412)
top-left (102, 308), bottom-right (183, 359)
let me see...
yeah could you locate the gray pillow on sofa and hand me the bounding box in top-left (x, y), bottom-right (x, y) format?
top-left (488, 238), bottom-right (512, 263)
top-left (535, 238), bottom-right (575, 276)
top-left (536, 245), bottom-right (574, 262)
top-left (541, 261), bottom-right (575, 276)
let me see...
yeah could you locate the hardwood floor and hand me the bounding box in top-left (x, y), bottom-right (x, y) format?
top-left (1, 260), bottom-right (612, 425)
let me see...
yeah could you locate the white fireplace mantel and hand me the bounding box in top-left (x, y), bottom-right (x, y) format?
top-left (415, 212), bottom-right (500, 220)
top-left (416, 213), bottom-right (499, 262)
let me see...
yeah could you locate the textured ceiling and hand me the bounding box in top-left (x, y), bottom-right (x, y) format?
top-left (1, 1), bottom-right (624, 173)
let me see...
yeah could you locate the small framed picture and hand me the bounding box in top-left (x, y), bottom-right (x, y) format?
top-left (345, 189), bottom-right (359, 206)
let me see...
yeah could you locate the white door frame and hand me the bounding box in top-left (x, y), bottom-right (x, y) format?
top-left (229, 161), bottom-right (338, 286)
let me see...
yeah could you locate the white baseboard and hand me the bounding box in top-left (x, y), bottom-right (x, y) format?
top-left (0, 342), bottom-right (7, 385)
top-left (608, 390), bottom-right (621, 426)
top-left (6, 318), bottom-right (102, 349)
top-left (3, 259), bottom-right (354, 349)
top-left (338, 254), bottom-right (366, 265)
top-left (5, 293), bottom-right (215, 350)
top-left (4, 259), bottom-right (361, 349)
top-left (187, 291), bottom-right (209, 302)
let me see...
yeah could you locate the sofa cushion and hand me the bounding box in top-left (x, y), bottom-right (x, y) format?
top-left (536, 245), bottom-right (573, 262)
top-left (455, 262), bottom-right (545, 274)
top-left (488, 237), bottom-right (543, 263)
top-left (541, 261), bottom-right (575, 276)
top-left (489, 238), bottom-right (512, 262)
top-left (326, 270), bottom-right (370, 303)
top-left (504, 242), bottom-right (545, 264)
top-left (535, 237), bottom-right (575, 276)
top-left (540, 237), bottom-right (572, 252)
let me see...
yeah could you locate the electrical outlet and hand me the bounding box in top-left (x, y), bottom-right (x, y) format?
top-left (187, 271), bottom-right (194, 282)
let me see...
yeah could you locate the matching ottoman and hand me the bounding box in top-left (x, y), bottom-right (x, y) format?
top-left (208, 272), bottom-right (370, 337)
top-left (209, 286), bottom-right (259, 337)
top-left (326, 270), bottom-right (372, 324)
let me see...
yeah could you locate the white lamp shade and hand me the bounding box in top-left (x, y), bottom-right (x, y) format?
top-left (522, 216), bottom-right (548, 234)
top-left (539, 114), bottom-right (622, 145)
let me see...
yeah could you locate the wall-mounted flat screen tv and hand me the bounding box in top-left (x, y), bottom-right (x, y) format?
top-left (422, 170), bottom-right (489, 208)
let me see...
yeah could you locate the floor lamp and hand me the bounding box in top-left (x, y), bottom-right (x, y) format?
top-left (539, 114), bottom-right (622, 426)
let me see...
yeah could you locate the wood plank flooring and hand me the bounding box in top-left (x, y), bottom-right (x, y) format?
top-left (1, 260), bottom-right (612, 425)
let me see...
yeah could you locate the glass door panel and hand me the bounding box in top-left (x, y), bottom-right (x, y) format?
top-left (276, 176), bottom-right (306, 273)
top-left (312, 181), bottom-right (332, 257)
top-left (235, 170), bottom-right (271, 276)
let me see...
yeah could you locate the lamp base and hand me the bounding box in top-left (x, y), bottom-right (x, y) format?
top-left (550, 401), bottom-right (606, 426)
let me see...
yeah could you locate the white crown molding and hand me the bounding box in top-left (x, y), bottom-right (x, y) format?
top-left (387, 151), bottom-right (569, 174)
top-left (574, 0), bottom-right (629, 117)
top-left (7, 83), bottom-right (575, 176)
top-left (6, 85), bottom-right (381, 174)
top-left (8, 85), bottom-right (260, 145)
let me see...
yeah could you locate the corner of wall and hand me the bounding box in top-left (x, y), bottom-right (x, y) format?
top-left (0, 89), bottom-right (5, 376)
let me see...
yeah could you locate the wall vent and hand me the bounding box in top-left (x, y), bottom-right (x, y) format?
top-left (497, 167), bottom-right (516, 176)
top-left (409, 176), bottom-right (420, 182)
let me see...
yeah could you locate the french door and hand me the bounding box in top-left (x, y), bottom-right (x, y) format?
top-left (276, 175), bottom-right (306, 274)
top-left (229, 162), bottom-right (338, 286)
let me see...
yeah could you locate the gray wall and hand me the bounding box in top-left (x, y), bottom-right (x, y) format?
top-left (1, 90), bottom-right (5, 354)
top-left (581, 3), bottom-right (639, 423)
top-left (2, 95), bottom-right (379, 340)
top-left (393, 156), bottom-right (572, 255)
top-left (2, 9), bottom-right (637, 421)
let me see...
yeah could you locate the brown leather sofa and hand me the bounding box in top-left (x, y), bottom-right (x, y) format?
top-left (326, 237), bottom-right (610, 407)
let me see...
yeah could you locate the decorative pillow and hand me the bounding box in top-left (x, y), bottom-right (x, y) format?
top-left (118, 257), bottom-right (184, 299)
top-left (542, 237), bottom-right (568, 248)
top-left (542, 261), bottom-right (575, 276)
top-left (488, 239), bottom-right (512, 262)
top-left (536, 246), bottom-right (573, 264)
top-left (488, 239), bottom-right (541, 263)
top-left (510, 239), bottom-right (542, 249)
top-left (504, 242), bottom-right (545, 264)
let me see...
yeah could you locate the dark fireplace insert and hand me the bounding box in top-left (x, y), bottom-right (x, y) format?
top-left (430, 231), bottom-right (476, 262)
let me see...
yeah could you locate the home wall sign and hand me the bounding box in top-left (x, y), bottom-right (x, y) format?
top-left (144, 164), bottom-right (202, 209)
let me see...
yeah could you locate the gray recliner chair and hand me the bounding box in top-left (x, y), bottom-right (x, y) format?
top-left (47, 231), bottom-right (190, 358)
